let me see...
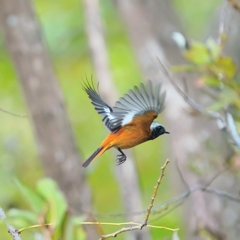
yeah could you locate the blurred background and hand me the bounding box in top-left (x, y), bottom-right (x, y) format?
top-left (0, 0), bottom-right (240, 239)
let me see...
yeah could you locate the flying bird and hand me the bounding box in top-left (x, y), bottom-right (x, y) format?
top-left (82, 80), bottom-right (169, 167)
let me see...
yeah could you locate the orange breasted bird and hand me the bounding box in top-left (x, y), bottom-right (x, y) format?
top-left (82, 80), bottom-right (169, 168)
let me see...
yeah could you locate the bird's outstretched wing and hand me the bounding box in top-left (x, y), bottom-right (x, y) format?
top-left (83, 81), bottom-right (122, 133)
top-left (112, 81), bottom-right (166, 128)
top-left (83, 81), bottom-right (166, 133)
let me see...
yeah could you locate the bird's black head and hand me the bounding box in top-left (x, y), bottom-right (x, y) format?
top-left (149, 122), bottom-right (169, 140)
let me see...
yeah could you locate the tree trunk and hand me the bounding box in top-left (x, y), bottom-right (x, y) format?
top-left (0, 1), bottom-right (97, 238)
top-left (84, 0), bottom-right (150, 239)
top-left (115, 0), bottom-right (236, 239)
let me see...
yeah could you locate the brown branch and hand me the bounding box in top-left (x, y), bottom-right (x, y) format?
top-left (99, 226), bottom-right (140, 240)
top-left (90, 182), bottom-right (240, 221)
top-left (141, 158), bottom-right (170, 228)
top-left (11, 168), bottom-right (240, 238)
top-left (90, 182), bottom-right (240, 219)
top-left (91, 167), bottom-right (238, 220)
top-left (98, 158), bottom-right (171, 240)
top-left (151, 169), bottom-right (232, 214)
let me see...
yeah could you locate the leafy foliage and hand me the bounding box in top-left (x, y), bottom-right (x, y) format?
top-left (8, 178), bottom-right (85, 240)
top-left (173, 37), bottom-right (240, 114)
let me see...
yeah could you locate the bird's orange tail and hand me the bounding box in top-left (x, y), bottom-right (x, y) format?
top-left (82, 147), bottom-right (106, 168)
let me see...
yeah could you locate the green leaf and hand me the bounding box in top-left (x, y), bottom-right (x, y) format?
top-left (203, 76), bottom-right (220, 87)
top-left (14, 179), bottom-right (45, 214)
top-left (36, 178), bottom-right (68, 239)
top-left (71, 217), bottom-right (86, 240)
top-left (209, 57), bottom-right (236, 80)
top-left (184, 42), bottom-right (211, 65)
top-left (36, 178), bottom-right (67, 222)
top-left (7, 209), bottom-right (37, 226)
top-left (171, 65), bottom-right (197, 72)
top-left (58, 216), bottom-right (86, 240)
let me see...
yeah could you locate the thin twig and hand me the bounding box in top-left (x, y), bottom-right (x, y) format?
top-left (0, 207), bottom-right (22, 240)
top-left (7, 167), bottom-right (240, 238)
top-left (18, 223), bottom-right (53, 233)
top-left (175, 158), bottom-right (190, 190)
top-left (157, 59), bottom-right (240, 149)
top-left (80, 221), bottom-right (177, 231)
top-left (149, 168), bottom-right (227, 218)
top-left (217, 0), bottom-right (228, 45)
top-left (90, 182), bottom-right (240, 219)
top-left (0, 108), bottom-right (28, 118)
top-left (99, 226), bottom-right (140, 239)
top-left (97, 158), bottom-right (172, 239)
top-left (141, 158), bottom-right (170, 228)
top-left (225, 112), bottom-right (240, 148)
top-left (90, 168), bottom-right (232, 219)
top-left (148, 184), bottom-right (240, 225)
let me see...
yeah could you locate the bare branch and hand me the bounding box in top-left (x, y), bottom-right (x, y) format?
top-left (98, 224), bottom-right (177, 240)
top-left (217, 0), bottom-right (228, 45)
top-left (141, 158), bottom-right (170, 228)
top-left (225, 112), bottom-right (240, 148)
top-left (96, 159), bottom-right (171, 239)
top-left (141, 167), bottom-right (235, 225)
top-left (91, 167), bottom-right (238, 221)
top-left (10, 167), bottom-right (240, 239)
top-left (7, 226), bottom-right (22, 240)
top-left (0, 108), bottom-right (28, 118)
top-left (157, 58), bottom-right (240, 150)
top-left (0, 207), bottom-right (6, 220)
top-left (99, 226), bottom-right (140, 239)
top-left (0, 207), bottom-right (22, 240)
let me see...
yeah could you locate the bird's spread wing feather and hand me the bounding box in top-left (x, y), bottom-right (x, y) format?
top-left (83, 81), bottom-right (166, 133)
top-left (112, 81), bottom-right (166, 127)
top-left (83, 81), bottom-right (121, 132)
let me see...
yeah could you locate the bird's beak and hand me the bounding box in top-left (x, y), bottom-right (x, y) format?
top-left (165, 131), bottom-right (170, 134)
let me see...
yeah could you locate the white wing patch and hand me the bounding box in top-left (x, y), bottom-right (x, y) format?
top-left (121, 112), bottom-right (136, 126)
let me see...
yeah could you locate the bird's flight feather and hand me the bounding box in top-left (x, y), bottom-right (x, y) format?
top-left (83, 81), bottom-right (166, 133)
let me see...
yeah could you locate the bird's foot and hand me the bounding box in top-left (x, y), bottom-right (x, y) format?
top-left (116, 154), bottom-right (127, 166)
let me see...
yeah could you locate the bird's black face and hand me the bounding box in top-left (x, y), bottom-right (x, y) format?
top-left (149, 123), bottom-right (169, 140)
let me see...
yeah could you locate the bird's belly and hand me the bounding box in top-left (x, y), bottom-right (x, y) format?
top-left (113, 128), bottom-right (150, 149)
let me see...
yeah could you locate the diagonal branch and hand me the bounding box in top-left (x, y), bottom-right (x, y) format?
top-left (0, 108), bottom-right (28, 118)
top-left (157, 58), bottom-right (240, 149)
top-left (98, 158), bottom-right (171, 240)
top-left (141, 158), bottom-right (170, 228)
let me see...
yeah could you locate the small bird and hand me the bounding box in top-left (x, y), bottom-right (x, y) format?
top-left (82, 80), bottom-right (169, 167)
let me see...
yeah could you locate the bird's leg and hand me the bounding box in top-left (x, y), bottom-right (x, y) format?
top-left (116, 148), bottom-right (127, 165)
